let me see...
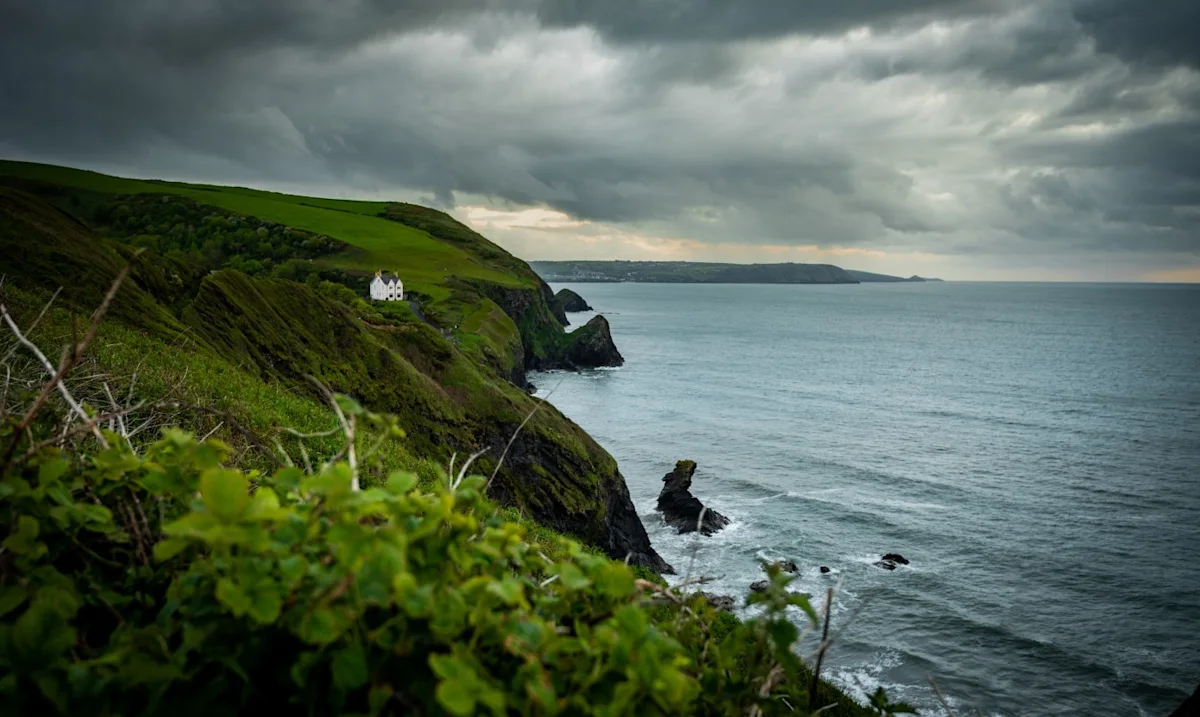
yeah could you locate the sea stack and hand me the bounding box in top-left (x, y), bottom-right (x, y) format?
top-left (560, 315), bottom-right (624, 368)
top-left (656, 460), bottom-right (730, 535)
top-left (555, 287), bottom-right (593, 312)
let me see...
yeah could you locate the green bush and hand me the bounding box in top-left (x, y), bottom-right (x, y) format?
top-left (1, 402), bottom-right (910, 716)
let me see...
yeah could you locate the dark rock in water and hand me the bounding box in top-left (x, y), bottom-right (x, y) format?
top-left (881, 553), bottom-right (909, 565)
top-left (819, 566), bottom-right (831, 574)
top-left (525, 382), bottom-right (537, 395)
top-left (750, 580), bottom-right (770, 593)
top-left (702, 593), bottom-right (737, 613)
top-left (555, 287), bottom-right (593, 312)
top-left (874, 560), bottom-right (898, 571)
top-left (764, 560), bottom-right (799, 575)
top-left (559, 315), bottom-right (624, 368)
top-left (656, 460), bottom-right (731, 535)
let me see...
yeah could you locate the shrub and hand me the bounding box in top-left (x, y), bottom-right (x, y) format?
top-left (0, 418), bottom-right (913, 716)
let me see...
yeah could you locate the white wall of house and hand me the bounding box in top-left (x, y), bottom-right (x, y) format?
top-left (370, 276), bottom-right (404, 301)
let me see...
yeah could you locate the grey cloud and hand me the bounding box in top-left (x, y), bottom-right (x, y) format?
top-left (0, 0), bottom-right (1198, 270)
top-left (537, 0), bottom-right (1012, 43)
top-left (1074, 0), bottom-right (1200, 68)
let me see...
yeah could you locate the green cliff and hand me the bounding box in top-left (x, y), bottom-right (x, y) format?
top-left (0, 163), bottom-right (664, 571)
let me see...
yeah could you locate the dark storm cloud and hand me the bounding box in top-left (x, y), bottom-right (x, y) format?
top-left (536, 0), bottom-right (1011, 42)
top-left (1, 0), bottom-right (1198, 271)
top-left (1073, 0), bottom-right (1200, 68)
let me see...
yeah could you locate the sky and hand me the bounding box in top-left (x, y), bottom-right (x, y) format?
top-left (1, 1), bottom-right (1198, 281)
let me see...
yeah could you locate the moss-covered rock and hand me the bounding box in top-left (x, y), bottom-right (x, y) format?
top-left (556, 287), bottom-right (593, 312)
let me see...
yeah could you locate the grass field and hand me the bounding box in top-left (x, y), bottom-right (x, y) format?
top-left (0, 160), bottom-right (527, 303)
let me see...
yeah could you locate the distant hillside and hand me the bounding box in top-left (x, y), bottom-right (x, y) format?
top-left (844, 270), bottom-right (942, 283)
top-left (530, 260), bottom-right (858, 284)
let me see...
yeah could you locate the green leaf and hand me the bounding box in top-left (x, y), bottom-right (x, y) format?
top-left (553, 563), bottom-right (591, 591)
top-left (215, 578), bottom-right (252, 616)
top-left (12, 600), bottom-right (75, 669)
top-left (486, 578), bottom-right (526, 607)
top-left (153, 537), bottom-right (190, 562)
top-left (386, 471), bottom-right (418, 495)
top-left (767, 618), bottom-right (798, 650)
top-left (0, 587), bottom-right (26, 619)
top-left (199, 468), bottom-right (250, 521)
top-left (299, 607), bottom-right (339, 645)
top-left (278, 555), bottom-right (307, 586)
top-left (243, 487), bottom-right (284, 520)
top-left (787, 592), bottom-right (820, 627)
top-left (37, 459), bottom-right (69, 486)
top-left (436, 681), bottom-right (476, 717)
top-left (271, 466), bottom-right (306, 492)
top-left (430, 653), bottom-right (476, 684)
top-left (304, 463), bottom-right (353, 497)
top-left (431, 654), bottom-right (479, 716)
top-left (331, 641), bottom-right (368, 690)
top-left (334, 394), bottom-right (364, 416)
top-left (3, 515), bottom-right (39, 556)
top-left (249, 589), bottom-right (282, 625)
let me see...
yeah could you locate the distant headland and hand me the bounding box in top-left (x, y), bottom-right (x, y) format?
top-left (530, 260), bottom-right (942, 284)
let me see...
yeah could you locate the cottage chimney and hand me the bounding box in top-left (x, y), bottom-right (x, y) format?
top-left (375, 269), bottom-right (381, 278)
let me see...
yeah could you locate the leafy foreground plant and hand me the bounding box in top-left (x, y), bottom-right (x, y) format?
top-left (0, 423), bottom-right (918, 716)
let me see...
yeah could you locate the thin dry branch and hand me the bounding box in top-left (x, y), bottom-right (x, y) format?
top-left (1, 266), bottom-right (132, 465)
top-left (486, 378), bottom-right (563, 493)
top-left (808, 587), bottom-right (836, 713)
top-left (0, 286), bottom-right (63, 366)
top-left (16, 401), bottom-right (149, 462)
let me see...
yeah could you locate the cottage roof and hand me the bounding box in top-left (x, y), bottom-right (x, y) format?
top-left (374, 272), bottom-right (401, 283)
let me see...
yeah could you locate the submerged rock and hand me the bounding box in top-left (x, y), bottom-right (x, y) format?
top-left (560, 315), bottom-right (624, 368)
top-left (819, 566), bottom-right (831, 574)
top-left (750, 580), bottom-right (770, 593)
top-left (656, 460), bottom-right (731, 535)
top-left (555, 287), bottom-right (593, 312)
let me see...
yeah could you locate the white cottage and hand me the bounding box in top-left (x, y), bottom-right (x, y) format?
top-left (369, 270), bottom-right (404, 301)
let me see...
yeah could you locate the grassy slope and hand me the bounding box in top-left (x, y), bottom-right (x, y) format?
top-left (0, 160), bottom-right (522, 300)
top-left (0, 176), bottom-right (663, 570)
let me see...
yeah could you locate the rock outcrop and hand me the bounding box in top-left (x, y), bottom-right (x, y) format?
top-left (555, 287), bottom-right (593, 312)
top-left (765, 560), bottom-right (799, 575)
top-left (750, 580), bottom-right (770, 593)
top-left (560, 315), bottom-right (624, 368)
top-left (874, 553), bottom-right (910, 570)
top-left (656, 460), bottom-right (730, 535)
top-left (702, 593), bottom-right (737, 613)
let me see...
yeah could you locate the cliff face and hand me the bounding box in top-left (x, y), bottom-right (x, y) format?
top-left (471, 282), bottom-right (623, 373)
top-left (0, 180), bottom-right (671, 574)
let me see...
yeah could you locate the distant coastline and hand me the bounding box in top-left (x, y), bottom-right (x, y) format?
top-left (530, 260), bottom-right (941, 284)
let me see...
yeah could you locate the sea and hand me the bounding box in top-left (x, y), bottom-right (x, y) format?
top-left (531, 281), bottom-right (1200, 717)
